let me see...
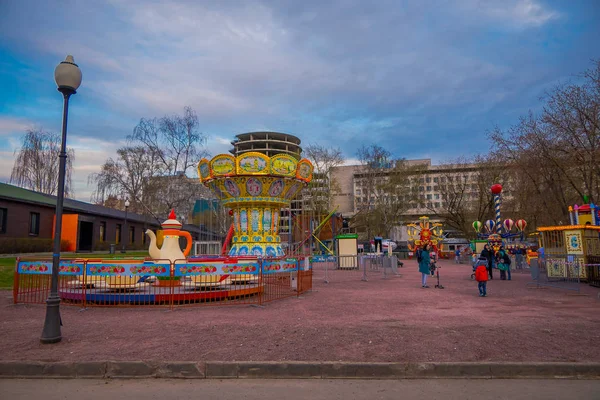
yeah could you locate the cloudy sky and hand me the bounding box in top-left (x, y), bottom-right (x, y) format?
top-left (1, 0), bottom-right (599, 201)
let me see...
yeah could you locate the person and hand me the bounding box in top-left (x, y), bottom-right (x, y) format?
top-left (480, 244), bottom-right (494, 280)
top-left (496, 246), bottom-right (512, 280)
top-left (474, 256), bottom-right (489, 297)
top-left (538, 246), bottom-right (545, 268)
top-left (515, 247), bottom-right (524, 269)
top-left (418, 243), bottom-right (432, 288)
top-left (454, 248), bottom-right (460, 264)
top-left (374, 234), bottom-right (383, 253)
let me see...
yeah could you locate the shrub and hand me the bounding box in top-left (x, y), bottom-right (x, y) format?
top-left (0, 238), bottom-right (71, 254)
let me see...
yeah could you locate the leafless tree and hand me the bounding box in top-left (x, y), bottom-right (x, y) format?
top-left (352, 145), bottom-right (420, 240)
top-left (490, 60), bottom-right (600, 226)
top-left (10, 128), bottom-right (75, 197)
top-left (89, 107), bottom-right (210, 220)
top-left (422, 156), bottom-right (509, 238)
top-left (303, 144), bottom-right (345, 219)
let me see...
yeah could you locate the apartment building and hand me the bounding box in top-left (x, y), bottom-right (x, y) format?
top-left (330, 159), bottom-right (508, 239)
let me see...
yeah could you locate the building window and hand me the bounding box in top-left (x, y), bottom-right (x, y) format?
top-left (435, 202), bottom-right (440, 208)
top-left (419, 186), bottom-right (424, 192)
top-left (426, 186), bottom-right (431, 191)
top-left (129, 226), bottom-right (135, 244)
top-left (29, 212), bottom-right (40, 235)
top-left (434, 186), bottom-right (439, 191)
top-left (427, 194), bottom-right (432, 200)
top-left (116, 224), bottom-right (121, 244)
top-left (426, 177), bottom-right (431, 183)
top-left (0, 208), bottom-right (6, 233)
top-left (100, 222), bottom-right (106, 242)
top-left (440, 177), bottom-right (446, 183)
top-left (433, 177), bottom-right (439, 183)
top-left (434, 194), bottom-right (440, 199)
top-left (419, 178), bottom-right (424, 183)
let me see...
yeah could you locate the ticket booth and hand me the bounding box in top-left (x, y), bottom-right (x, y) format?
top-left (336, 233), bottom-right (358, 269)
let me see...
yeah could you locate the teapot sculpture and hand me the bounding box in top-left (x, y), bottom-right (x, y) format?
top-left (145, 210), bottom-right (192, 262)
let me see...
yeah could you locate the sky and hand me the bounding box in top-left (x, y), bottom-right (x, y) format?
top-left (1, 0), bottom-right (599, 201)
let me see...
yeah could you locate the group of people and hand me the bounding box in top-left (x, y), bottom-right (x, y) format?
top-left (473, 244), bottom-right (513, 297)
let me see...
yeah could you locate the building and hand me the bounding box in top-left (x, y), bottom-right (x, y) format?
top-left (0, 183), bottom-right (221, 253)
top-left (330, 159), bottom-right (500, 240)
top-left (230, 131), bottom-right (303, 160)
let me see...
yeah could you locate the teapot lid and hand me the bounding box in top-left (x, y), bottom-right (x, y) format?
top-left (161, 209), bottom-right (182, 230)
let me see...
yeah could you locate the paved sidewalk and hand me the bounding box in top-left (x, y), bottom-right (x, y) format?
top-left (3, 378), bottom-right (600, 400)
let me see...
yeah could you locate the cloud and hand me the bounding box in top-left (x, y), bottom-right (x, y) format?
top-left (478, 0), bottom-right (560, 28)
top-left (0, 117), bottom-right (35, 136)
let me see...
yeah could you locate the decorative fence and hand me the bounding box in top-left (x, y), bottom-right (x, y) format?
top-left (311, 254), bottom-right (402, 283)
top-left (527, 254), bottom-right (583, 294)
top-left (13, 256), bottom-right (312, 308)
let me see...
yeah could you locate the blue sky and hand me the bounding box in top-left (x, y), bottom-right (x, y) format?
top-left (1, 0), bottom-right (599, 201)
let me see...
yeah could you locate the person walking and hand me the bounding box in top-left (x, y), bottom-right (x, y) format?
top-left (480, 244), bottom-right (494, 280)
top-left (418, 243), bottom-right (432, 288)
top-left (454, 248), bottom-right (460, 264)
top-left (496, 246), bottom-right (512, 280)
top-left (474, 256), bottom-right (489, 296)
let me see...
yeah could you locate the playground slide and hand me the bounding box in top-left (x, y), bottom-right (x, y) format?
top-left (221, 223), bottom-right (235, 256)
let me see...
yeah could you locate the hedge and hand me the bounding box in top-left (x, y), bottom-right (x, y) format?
top-left (0, 237), bottom-right (72, 254)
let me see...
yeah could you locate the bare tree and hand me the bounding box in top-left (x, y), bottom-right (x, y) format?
top-left (352, 145), bottom-right (420, 240)
top-left (10, 128), bottom-right (75, 197)
top-left (303, 144), bottom-right (345, 219)
top-left (489, 60), bottom-right (600, 226)
top-left (89, 107), bottom-right (210, 220)
top-left (422, 156), bottom-right (507, 238)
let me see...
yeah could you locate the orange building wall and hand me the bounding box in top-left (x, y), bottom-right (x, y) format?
top-left (52, 214), bottom-right (79, 252)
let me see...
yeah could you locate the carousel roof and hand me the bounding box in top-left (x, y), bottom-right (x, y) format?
top-left (537, 225), bottom-right (600, 231)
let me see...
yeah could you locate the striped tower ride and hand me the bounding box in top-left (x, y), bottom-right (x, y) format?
top-left (491, 184), bottom-right (503, 234)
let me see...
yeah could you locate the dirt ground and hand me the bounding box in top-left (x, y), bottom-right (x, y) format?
top-left (1, 260), bottom-right (599, 363)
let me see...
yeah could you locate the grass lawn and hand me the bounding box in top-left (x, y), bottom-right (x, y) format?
top-left (0, 251), bottom-right (149, 289)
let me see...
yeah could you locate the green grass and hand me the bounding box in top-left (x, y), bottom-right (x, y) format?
top-left (0, 251), bottom-right (150, 289)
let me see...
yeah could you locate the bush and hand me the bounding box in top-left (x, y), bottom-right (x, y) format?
top-left (0, 238), bottom-right (71, 254)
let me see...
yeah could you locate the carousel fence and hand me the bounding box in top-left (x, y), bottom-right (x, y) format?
top-left (13, 256), bottom-right (312, 308)
top-left (585, 255), bottom-right (600, 288)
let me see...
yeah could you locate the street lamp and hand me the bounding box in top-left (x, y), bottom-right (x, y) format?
top-left (121, 199), bottom-right (130, 253)
top-left (40, 55), bottom-right (82, 344)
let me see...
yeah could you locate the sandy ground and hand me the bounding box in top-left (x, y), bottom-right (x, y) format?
top-left (1, 260), bottom-right (599, 363)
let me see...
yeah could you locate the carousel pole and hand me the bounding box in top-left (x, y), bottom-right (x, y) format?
top-left (491, 184), bottom-right (503, 235)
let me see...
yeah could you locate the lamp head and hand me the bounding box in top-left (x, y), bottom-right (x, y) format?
top-left (125, 199), bottom-right (130, 208)
top-left (54, 55), bottom-right (82, 94)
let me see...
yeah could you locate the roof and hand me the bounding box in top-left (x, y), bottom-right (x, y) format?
top-left (537, 225), bottom-right (600, 232)
top-left (0, 182), bottom-right (159, 225)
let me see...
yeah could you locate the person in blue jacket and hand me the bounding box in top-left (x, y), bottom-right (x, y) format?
top-left (418, 243), bottom-right (432, 288)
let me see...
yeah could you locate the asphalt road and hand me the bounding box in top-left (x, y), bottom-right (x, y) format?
top-left (1, 379), bottom-right (599, 400)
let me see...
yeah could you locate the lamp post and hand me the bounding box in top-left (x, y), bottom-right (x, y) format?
top-left (40, 55), bottom-right (82, 344)
top-left (122, 199), bottom-right (130, 253)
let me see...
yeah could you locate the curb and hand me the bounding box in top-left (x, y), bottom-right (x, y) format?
top-left (1, 361), bottom-right (599, 379)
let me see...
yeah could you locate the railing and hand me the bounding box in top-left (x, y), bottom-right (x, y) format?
top-left (310, 254), bottom-right (401, 283)
top-left (13, 256), bottom-right (312, 308)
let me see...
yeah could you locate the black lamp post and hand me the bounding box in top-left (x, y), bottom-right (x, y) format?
top-left (121, 199), bottom-right (130, 253)
top-left (40, 55), bottom-right (82, 344)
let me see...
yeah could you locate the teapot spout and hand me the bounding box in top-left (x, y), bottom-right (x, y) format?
top-left (145, 229), bottom-right (161, 260)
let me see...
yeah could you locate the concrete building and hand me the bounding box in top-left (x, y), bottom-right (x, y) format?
top-left (230, 131), bottom-right (303, 159)
top-left (330, 159), bottom-right (498, 240)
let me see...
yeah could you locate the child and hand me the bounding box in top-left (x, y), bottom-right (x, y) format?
top-left (474, 256), bottom-right (489, 297)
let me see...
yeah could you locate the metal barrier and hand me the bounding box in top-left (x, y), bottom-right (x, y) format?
top-left (310, 254), bottom-right (401, 283)
top-left (527, 255), bottom-right (583, 294)
top-left (13, 256), bottom-right (312, 308)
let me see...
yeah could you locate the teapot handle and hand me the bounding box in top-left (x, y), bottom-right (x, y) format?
top-left (180, 231), bottom-right (192, 257)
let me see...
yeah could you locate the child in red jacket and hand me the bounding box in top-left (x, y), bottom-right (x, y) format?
top-left (474, 257), bottom-right (489, 297)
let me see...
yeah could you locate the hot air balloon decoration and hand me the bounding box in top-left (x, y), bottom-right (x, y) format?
top-left (472, 221), bottom-right (482, 233)
top-left (484, 220), bottom-right (495, 233)
top-left (515, 219), bottom-right (527, 232)
top-left (503, 219), bottom-right (514, 232)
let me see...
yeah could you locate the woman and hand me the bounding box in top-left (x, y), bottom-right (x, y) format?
top-left (496, 246), bottom-right (511, 280)
top-left (480, 244), bottom-right (494, 280)
top-left (418, 243), bottom-right (432, 288)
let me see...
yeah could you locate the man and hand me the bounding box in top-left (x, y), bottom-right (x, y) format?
top-left (480, 244), bottom-right (494, 280)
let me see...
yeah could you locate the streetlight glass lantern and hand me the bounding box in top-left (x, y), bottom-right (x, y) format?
top-left (54, 55), bottom-right (82, 92)
top-left (125, 199), bottom-right (130, 208)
